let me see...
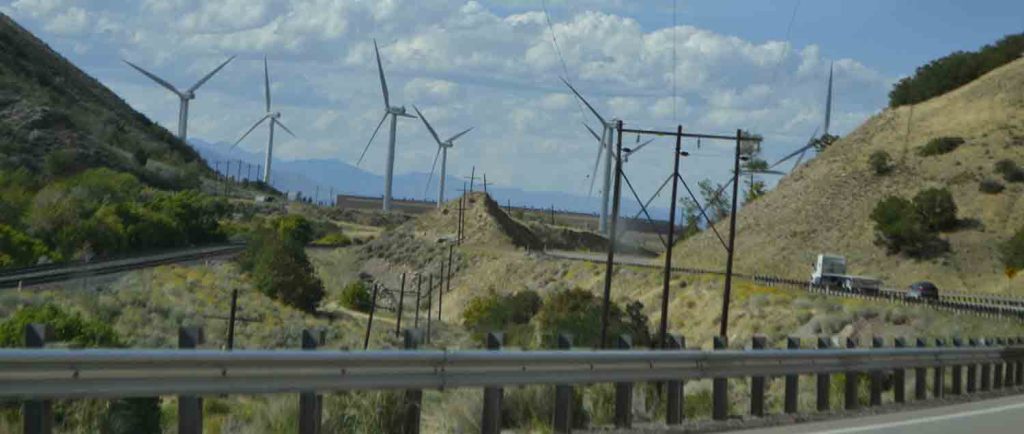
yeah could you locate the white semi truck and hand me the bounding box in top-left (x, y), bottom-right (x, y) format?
top-left (810, 254), bottom-right (882, 294)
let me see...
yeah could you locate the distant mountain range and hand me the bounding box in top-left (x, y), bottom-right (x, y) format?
top-left (190, 139), bottom-right (671, 219)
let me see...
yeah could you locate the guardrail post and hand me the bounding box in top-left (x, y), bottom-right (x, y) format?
top-left (967, 338), bottom-right (978, 393)
top-left (178, 327), bottom-right (204, 434)
top-left (23, 324), bottom-right (51, 434)
top-left (994, 338), bottom-right (1005, 390)
top-left (614, 335), bottom-right (634, 428)
top-left (816, 337), bottom-right (831, 411)
top-left (914, 338), bottom-right (927, 400)
top-left (893, 338), bottom-right (906, 403)
top-left (713, 336), bottom-right (729, 420)
top-left (951, 338), bottom-right (963, 395)
top-left (553, 333), bottom-right (574, 433)
top-left (981, 338), bottom-right (992, 392)
top-left (750, 336), bottom-right (767, 417)
top-left (1016, 337), bottom-right (1024, 387)
top-left (784, 337), bottom-right (799, 414)
top-left (402, 329), bottom-right (423, 434)
top-left (844, 338), bottom-right (860, 410)
top-left (666, 334), bottom-right (685, 425)
top-left (1004, 337), bottom-right (1015, 388)
top-left (933, 338), bottom-right (945, 399)
top-left (299, 330), bottom-right (322, 434)
top-left (481, 332), bottom-right (504, 434)
top-left (869, 337), bottom-right (883, 406)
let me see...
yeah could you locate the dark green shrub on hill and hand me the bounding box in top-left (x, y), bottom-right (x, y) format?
top-left (913, 187), bottom-right (958, 232)
top-left (979, 179), bottom-right (1005, 194)
top-left (533, 289), bottom-right (652, 348)
top-left (0, 223), bottom-right (52, 267)
top-left (889, 33), bottom-right (1024, 107)
top-left (239, 216), bottom-right (325, 313)
top-left (918, 137), bottom-right (964, 156)
top-left (1002, 226), bottom-right (1024, 271)
top-left (462, 290), bottom-right (542, 345)
top-left (313, 232), bottom-right (352, 247)
top-left (870, 196), bottom-right (945, 257)
top-left (868, 150), bottom-right (893, 175)
top-left (995, 159), bottom-right (1024, 183)
top-left (340, 281), bottom-right (373, 313)
top-left (148, 190), bottom-right (227, 245)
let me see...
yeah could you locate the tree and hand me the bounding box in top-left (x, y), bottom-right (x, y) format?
top-left (0, 224), bottom-right (52, 267)
top-left (148, 190), bottom-right (227, 245)
top-left (1001, 225), bottom-right (1024, 271)
top-left (742, 158), bottom-right (768, 204)
top-left (240, 224), bottom-right (325, 313)
top-left (870, 196), bottom-right (946, 257)
top-left (913, 187), bottom-right (958, 232)
top-left (534, 288), bottom-right (626, 348)
top-left (697, 179), bottom-right (730, 223)
top-left (340, 281), bottom-right (373, 312)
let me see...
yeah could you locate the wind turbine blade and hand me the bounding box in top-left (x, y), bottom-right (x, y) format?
top-left (188, 55), bottom-right (235, 93)
top-left (123, 60), bottom-right (180, 95)
top-left (230, 115), bottom-right (269, 150)
top-left (264, 56), bottom-right (271, 112)
top-left (626, 137), bottom-right (656, 157)
top-left (769, 126), bottom-right (819, 169)
top-left (274, 119), bottom-right (296, 138)
top-left (413, 105), bottom-right (443, 146)
top-left (373, 39), bottom-right (390, 110)
top-left (423, 147), bottom-right (442, 198)
top-left (561, 77), bottom-right (606, 126)
top-left (587, 127), bottom-right (606, 196)
top-left (824, 61), bottom-right (834, 136)
top-left (357, 113), bottom-right (389, 166)
top-left (398, 112), bottom-right (417, 119)
top-left (583, 123), bottom-right (602, 143)
top-left (792, 150), bottom-right (808, 171)
top-left (744, 169), bottom-right (787, 176)
top-left (446, 127), bottom-right (473, 143)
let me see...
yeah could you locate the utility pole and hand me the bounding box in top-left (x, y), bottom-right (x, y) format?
top-left (469, 166), bottom-right (476, 192)
top-left (329, 187), bottom-right (334, 207)
top-left (437, 263), bottom-right (444, 321)
top-left (599, 121), bottom-right (625, 349)
top-left (364, 283), bottom-right (379, 350)
top-left (506, 199), bottom-right (511, 215)
top-left (720, 130), bottom-right (743, 339)
top-left (247, 163), bottom-right (252, 181)
top-left (482, 173), bottom-right (493, 195)
top-left (236, 159), bottom-right (242, 181)
top-left (414, 274), bottom-right (421, 328)
top-left (426, 275), bottom-right (433, 343)
top-left (657, 125), bottom-right (687, 349)
top-left (446, 244), bottom-right (454, 295)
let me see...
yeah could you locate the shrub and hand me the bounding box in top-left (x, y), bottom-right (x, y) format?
top-left (868, 151), bottom-right (893, 175)
top-left (1002, 225), bottom-right (1024, 271)
top-left (313, 232), bottom-right (352, 247)
top-left (148, 190), bottom-right (227, 245)
top-left (462, 290), bottom-right (542, 345)
top-left (0, 224), bottom-right (52, 267)
top-left (340, 281), bottom-right (373, 312)
top-left (533, 289), bottom-right (649, 348)
top-left (274, 214), bottom-right (315, 246)
top-left (995, 159), bottom-right (1024, 183)
top-left (889, 33), bottom-right (1024, 107)
top-left (0, 304), bottom-right (120, 347)
top-left (980, 179), bottom-right (1006, 194)
top-left (241, 229), bottom-right (325, 313)
top-left (918, 137), bottom-right (964, 156)
top-left (913, 187), bottom-right (958, 232)
top-left (870, 196), bottom-right (946, 257)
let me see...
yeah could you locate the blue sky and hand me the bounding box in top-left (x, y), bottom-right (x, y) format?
top-left (2, 0), bottom-right (1021, 204)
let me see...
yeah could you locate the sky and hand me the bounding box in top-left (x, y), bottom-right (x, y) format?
top-left (2, 0), bottom-right (1022, 204)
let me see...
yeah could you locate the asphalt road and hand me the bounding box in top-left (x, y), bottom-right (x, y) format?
top-left (738, 393), bottom-right (1024, 434)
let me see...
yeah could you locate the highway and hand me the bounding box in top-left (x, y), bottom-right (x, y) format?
top-left (739, 393), bottom-right (1024, 434)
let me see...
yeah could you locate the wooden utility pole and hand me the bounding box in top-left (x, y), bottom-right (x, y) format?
top-left (414, 274), bottom-right (421, 328)
top-left (425, 275), bottom-right (433, 343)
top-left (396, 273), bottom-right (406, 337)
top-left (363, 283), bottom-right (379, 350)
top-left (719, 130), bottom-right (743, 338)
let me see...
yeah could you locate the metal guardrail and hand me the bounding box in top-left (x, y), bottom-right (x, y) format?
top-left (2, 345), bottom-right (1022, 399)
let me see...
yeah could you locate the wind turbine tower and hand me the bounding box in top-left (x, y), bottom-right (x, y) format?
top-left (414, 106), bottom-right (473, 207)
top-left (230, 57), bottom-right (296, 184)
top-left (124, 56), bottom-right (235, 141)
top-left (357, 39), bottom-right (417, 212)
top-left (824, 61), bottom-right (834, 137)
top-left (562, 78), bottom-right (618, 235)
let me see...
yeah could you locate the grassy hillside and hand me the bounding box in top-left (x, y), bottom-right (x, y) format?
top-left (673, 58), bottom-right (1024, 294)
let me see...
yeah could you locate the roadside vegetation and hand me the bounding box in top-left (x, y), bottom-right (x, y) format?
top-left (870, 187), bottom-right (958, 257)
top-left (238, 215), bottom-right (324, 313)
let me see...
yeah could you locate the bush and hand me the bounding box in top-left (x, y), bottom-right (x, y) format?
top-left (274, 214), bottom-right (315, 246)
top-left (889, 33), bottom-right (1024, 107)
top-left (995, 159), bottom-right (1024, 183)
top-left (980, 179), bottom-right (1006, 194)
top-left (918, 137), bottom-right (964, 156)
top-left (148, 190), bottom-right (227, 245)
top-left (1002, 225), bottom-right (1024, 271)
top-left (462, 290), bottom-right (542, 345)
top-left (913, 187), bottom-right (958, 232)
top-left (340, 281), bottom-right (373, 312)
top-left (313, 232), bottom-right (352, 247)
top-left (0, 304), bottom-right (120, 347)
top-left (0, 223), bottom-right (52, 267)
top-left (870, 196), bottom-right (946, 257)
top-left (241, 228), bottom-right (325, 313)
top-left (868, 151), bottom-right (893, 175)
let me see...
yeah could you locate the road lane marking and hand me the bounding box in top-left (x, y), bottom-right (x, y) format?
top-left (812, 400), bottom-right (1024, 433)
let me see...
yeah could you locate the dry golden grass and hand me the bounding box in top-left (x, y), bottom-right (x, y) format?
top-left (672, 58), bottom-right (1024, 295)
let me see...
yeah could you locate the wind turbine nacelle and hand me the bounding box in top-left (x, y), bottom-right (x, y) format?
top-left (389, 106), bottom-right (407, 115)
top-left (183, 91), bottom-right (196, 100)
top-left (270, 112), bottom-right (282, 119)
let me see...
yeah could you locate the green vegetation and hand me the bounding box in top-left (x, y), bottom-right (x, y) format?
top-left (918, 136), bottom-right (964, 156)
top-left (0, 168), bottom-right (227, 267)
top-left (870, 193), bottom-right (950, 258)
top-left (534, 288), bottom-right (652, 348)
top-left (339, 281), bottom-right (373, 313)
top-left (979, 179), bottom-right (1005, 194)
top-left (889, 33), bottom-right (1024, 107)
top-left (313, 232), bottom-right (353, 247)
top-left (995, 159), bottom-right (1024, 183)
top-left (461, 290), bottom-right (542, 345)
top-left (1001, 225), bottom-right (1024, 271)
top-left (0, 305), bottom-right (160, 434)
top-left (868, 150), bottom-right (893, 175)
top-left (239, 215), bottom-right (325, 313)
top-left (913, 187), bottom-right (958, 232)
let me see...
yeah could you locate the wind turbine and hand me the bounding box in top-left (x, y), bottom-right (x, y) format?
top-left (414, 105), bottom-right (472, 207)
top-left (791, 62), bottom-right (835, 170)
top-left (562, 78), bottom-right (619, 235)
top-left (123, 56), bottom-right (235, 141)
top-left (357, 39), bottom-right (417, 212)
top-left (230, 57), bottom-right (296, 185)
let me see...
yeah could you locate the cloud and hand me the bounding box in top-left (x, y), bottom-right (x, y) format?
top-left (3, 0), bottom-right (893, 196)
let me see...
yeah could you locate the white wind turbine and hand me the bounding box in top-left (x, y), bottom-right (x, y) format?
top-left (230, 57), bottom-right (296, 185)
top-left (357, 39), bottom-right (417, 212)
top-left (123, 56), bottom-right (235, 141)
top-left (562, 78), bottom-right (619, 235)
top-left (413, 105), bottom-right (473, 207)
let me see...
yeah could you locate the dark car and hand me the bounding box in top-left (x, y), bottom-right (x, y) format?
top-left (907, 281), bottom-right (939, 300)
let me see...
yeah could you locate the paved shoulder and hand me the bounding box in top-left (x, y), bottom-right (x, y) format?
top-left (738, 393), bottom-right (1024, 434)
